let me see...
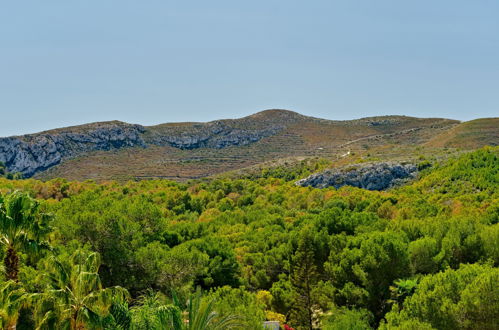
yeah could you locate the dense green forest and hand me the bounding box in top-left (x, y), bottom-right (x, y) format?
top-left (0, 147), bottom-right (497, 329)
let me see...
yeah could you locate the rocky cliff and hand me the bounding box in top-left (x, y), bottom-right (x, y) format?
top-left (0, 122), bottom-right (146, 177)
top-left (0, 111), bottom-right (300, 177)
top-left (144, 120), bottom-right (286, 149)
top-left (296, 162), bottom-right (417, 190)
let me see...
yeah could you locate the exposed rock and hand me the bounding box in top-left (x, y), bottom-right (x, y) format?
top-left (0, 110), bottom-right (458, 179)
top-left (296, 162), bottom-right (417, 190)
top-left (0, 123), bottom-right (146, 177)
top-left (0, 113), bottom-right (292, 177)
top-left (145, 120), bottom-right (284, 149)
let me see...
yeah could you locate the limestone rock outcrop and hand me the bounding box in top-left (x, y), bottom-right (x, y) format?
top-left (0, 122), bottom-right (146, 177)
top-left (296, 162), bottom-right (417, 190)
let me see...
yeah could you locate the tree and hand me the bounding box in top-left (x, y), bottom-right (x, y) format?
top-left (326, 231), bottom-right (410, 322)
top-left (322, 307), bottom-right (372, 330)
top-left (130, 290), bottom-right (183, 330)
top-left (108, 300), bottom-right (132, 330)
top-left (0, 281), bottom-right (28, 330)
top-left (184, 289), bottom-right (243, 330)
top-left (134, 242), bottom-right (208, 294)
top-left (408, 238), bottom-right (439, 274)
top-left (131, 289), bottom-right (243, 330)
top-left (208, 286), bottom-right (266, 329)
top-left (187, 236), bottom-right (241, 289)
top-left (289, 227), bottom-right (318, 330)
top-left (388, 279), bottom-right (418, 308)
top-left (34, 250), bottom-right (129, 330)
top-left (384, 263), bottom-right (499, 330)
top-left (0, 192), bottom-right (53, 282)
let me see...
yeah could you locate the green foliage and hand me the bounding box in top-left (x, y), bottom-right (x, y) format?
top-left (384, 263), bottom-right (499, 330)
top-left (388, 278), bottom-right (418, 307)
top-left (326, 231), bottom-right (410, 321)
top-left (131, 288), bottom-right (243, 330)
top-left (408, 238), bottom-right (439, 274)
top-left (322, 307), bottom-right (373, 330)
top-left (206, 286), bottom-right (266, 329)
top-left (289, 227), bottom-right (319, 329)
top-left (33, 249), bottom-right (129, 329)
top-left (0, 281), bottom-right (28, 329)
top-left (130, 290), bottom-right (183, 330)
top-left (0, 191), bottom-right (53, 281)
top-left (108, 301), bottom-right (132, 329)
top-left (187, 236), bottom-right (241, 289)
top-left (255, 159), bottom-right (331, 181)
top-left (269, 275), bottom-right (294, 316)
top-left (414, 146), bottom-right (498, 194)
top-left (0, 163), bottom-right (23, 180)
top-left (0, 147), bottom-right (496, 329)
top-left (185, 288), bottom-right (243, 330)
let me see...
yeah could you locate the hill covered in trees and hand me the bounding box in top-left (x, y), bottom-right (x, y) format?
top-left (0, 146), bottom-right (497, 329)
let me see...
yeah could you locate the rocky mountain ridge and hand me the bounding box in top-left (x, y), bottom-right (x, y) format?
top-left (0, 110), bottom-right (305, 177)
top-left (0, 109), bottom-right (483, 180)
top-left (0, 122), bottom-right (146, 177)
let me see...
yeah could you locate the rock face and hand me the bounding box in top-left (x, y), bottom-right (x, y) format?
top-left (0, 111), bottom-right (298, 177)
top-left (145, 121), bottom-right (285, 149)
top-left (296, 162), bottom-right (417, 190)
top-left (143, 109), bottom-right (306, 150)
top-left (0, 122), bottom-right (146, 177)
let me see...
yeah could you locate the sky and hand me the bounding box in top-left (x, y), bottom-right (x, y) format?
top-left (1, 1), bottom-right (498, 137)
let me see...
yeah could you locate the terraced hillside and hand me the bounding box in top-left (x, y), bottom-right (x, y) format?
top-left (426, 118), bottom-right (499, 149)
top-left (2, 109), bottom-right (494, 182)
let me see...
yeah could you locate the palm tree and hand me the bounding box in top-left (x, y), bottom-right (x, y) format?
top-left (0, 191), bottom-right (53, 281)
top-left (131, 290), bottom-right (183, 330)
top-left (34, 249), bottom-right (129, 330)
top-left (388, 278), bottom-right (418, 308)
top-left (108, 300), bottom-right (132, 329)
top-left (184, 289), bottom-right (242, 330)
top-left (131, 289), bottom-right (242, 330)
top-left (0, 280), bottom-right (28, 330)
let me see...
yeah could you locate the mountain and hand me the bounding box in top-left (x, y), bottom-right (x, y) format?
top-left (1, 109), bottom-right (495, 182)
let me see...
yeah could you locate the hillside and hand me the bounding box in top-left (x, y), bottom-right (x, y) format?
top-left (426, 118), bottom-right (499, 149)
top-left (2, 109), bottom-right (495, 182)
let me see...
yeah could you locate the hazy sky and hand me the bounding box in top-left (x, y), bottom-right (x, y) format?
top-left (1, 1), bottom-right (498, 137)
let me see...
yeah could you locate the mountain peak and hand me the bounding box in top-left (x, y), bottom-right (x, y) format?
top-left (247, 109), bottom-right (307, 120)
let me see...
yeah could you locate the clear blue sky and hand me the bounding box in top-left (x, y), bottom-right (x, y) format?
top-left (1, 1), bottom-right (498, 137)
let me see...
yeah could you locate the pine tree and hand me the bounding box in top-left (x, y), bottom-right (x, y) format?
top-left (289, 227), bottom-right (318, 330)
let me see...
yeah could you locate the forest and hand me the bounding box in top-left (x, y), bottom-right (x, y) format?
top-left (0, 147), bottom-right (497, 329)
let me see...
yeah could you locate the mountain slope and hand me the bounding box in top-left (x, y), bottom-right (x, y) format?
top-left (1, 109), bottom-right (489, 182)
top-left (426, 118), bottom-right (499, 149)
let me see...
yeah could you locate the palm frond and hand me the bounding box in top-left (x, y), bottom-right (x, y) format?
top-left (35, 249), bottom-right (130, 330)
top-left (0, 281), bottom-right (28, 326)
top-left (156, 304), bottom-right (183, 330)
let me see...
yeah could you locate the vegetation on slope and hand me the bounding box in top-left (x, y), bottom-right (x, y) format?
top-left (0, 147), bottom-right (497, 329)
top-left (426, 117), bottom-right (499, 149)
top-left (0, 162), bottom-right (22, 180)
